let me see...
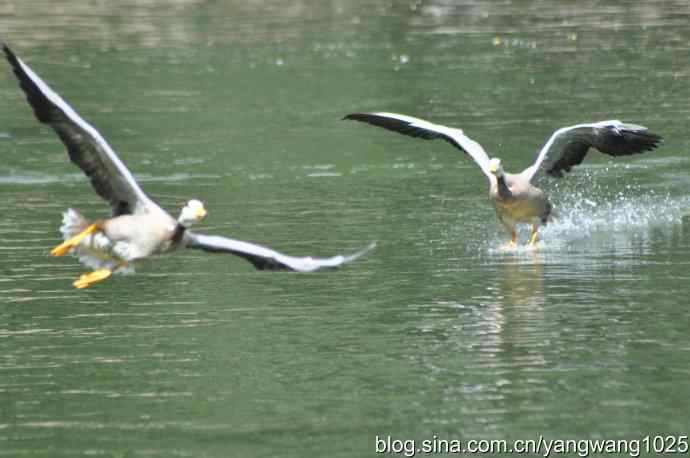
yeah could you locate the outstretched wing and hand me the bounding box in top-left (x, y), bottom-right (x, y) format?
top-left (523, 120), bottom-right (662, 180)
top-left (4, 44), bottom-right (159, 216)
top-left (184, 233), bottom-right (376, 272)
top-left (344, 112), bottom-right (493, 180)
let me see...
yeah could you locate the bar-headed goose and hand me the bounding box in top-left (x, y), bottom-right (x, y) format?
top-left (4, 44), bottom-right (374, 288)
top-left (345, 112), bottom-right (661, 247)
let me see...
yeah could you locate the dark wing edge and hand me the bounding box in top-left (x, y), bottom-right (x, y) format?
top-left (184, 232), bottom-right (376, 272)
top-left (3, 43), bottom-right (154, 215)
top-left (526, 121), bottom-right (663, 180)
top-left (343, 112), bottom-right (469, 153)
top-left (343, 112), bottom-right (493, 178)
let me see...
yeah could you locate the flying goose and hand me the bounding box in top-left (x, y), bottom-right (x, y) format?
top-left (345, 112), bottom-right (661, 247)
top-left (4, 44), bottom-right (374, 288)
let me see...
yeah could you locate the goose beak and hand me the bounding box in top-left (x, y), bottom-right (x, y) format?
top-left (489, 163), bottom-right (498, 173)
top-left (196, 207), bottom-right (207, 220)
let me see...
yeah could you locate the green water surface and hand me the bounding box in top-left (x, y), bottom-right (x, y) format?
top-left (1, 1), bottom-right (690, 456)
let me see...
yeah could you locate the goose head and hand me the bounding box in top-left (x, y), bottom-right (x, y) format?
top-left (178, 199), bottom-right (207, 227)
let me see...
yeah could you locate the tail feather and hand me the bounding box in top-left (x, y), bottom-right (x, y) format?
top-left (57, 209), bottom-right (134, 274)
top-left (60, 208), bottom-right (89, 241)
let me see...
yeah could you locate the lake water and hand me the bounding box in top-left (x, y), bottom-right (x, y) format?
top-left (1, 1), bottom-right (690, 456)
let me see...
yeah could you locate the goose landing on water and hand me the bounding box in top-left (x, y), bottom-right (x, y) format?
top-left (345, 112), bottom-right (662, 248)
top-left (4, 44), bottom-right (374, 288)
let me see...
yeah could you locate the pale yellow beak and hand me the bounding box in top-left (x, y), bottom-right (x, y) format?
top-left (489, 164), bottom-right (498, 173)
top-left (195, 207), bottom-right (207, 220)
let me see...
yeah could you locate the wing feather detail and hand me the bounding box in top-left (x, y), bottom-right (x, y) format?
top-left (184, 233), bottom-right (376, 272)
top-left (524, 120), bottom-right (662, 180)
top-left (344, 112), bottom-right (493, 180)
top-left (4, 44), bottom-right (157, 215)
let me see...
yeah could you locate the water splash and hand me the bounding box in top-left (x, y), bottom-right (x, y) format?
top-left (487, 171), bottom-right (688, 256)
top-left (545, 169), bottom-right (684, 241)
top-left (544, 191), bottom-right (683, 242)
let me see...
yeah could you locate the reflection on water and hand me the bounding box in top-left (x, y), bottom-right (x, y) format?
top-left (2, 0), bottom-right (690, 456)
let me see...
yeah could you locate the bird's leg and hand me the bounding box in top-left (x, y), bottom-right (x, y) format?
top-left (73, 268), bottom-right (112, 289)
top-left (73, 261), bottom-right (128, 289)
top-left (504, 230), bottom-right (518, 249)
top-left (51, 223), bottom-right (101, 256)
top-left (529, 224), bottom-right (539, 246)
top-left (504, 229), bottom-right (517, 250)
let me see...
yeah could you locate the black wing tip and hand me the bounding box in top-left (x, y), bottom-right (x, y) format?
top-left (343, 112), bottom-right (374, 122)
top-left (584, 123), bottom-right (665, 158)
top-left (619, 128), bottom-right (664, 155)
top-left (3, 45), bottom-right (55, 125)
top-left (3, 42), bottom-right (18, 66)
top-left (549, 126), bottom-right (665, 177)
top-left (643, 131), bottom-right (663, 148)
top-left (342, 112), bottom-right (402, 129)
top-left (3, 43), bottom-right (25, 84)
